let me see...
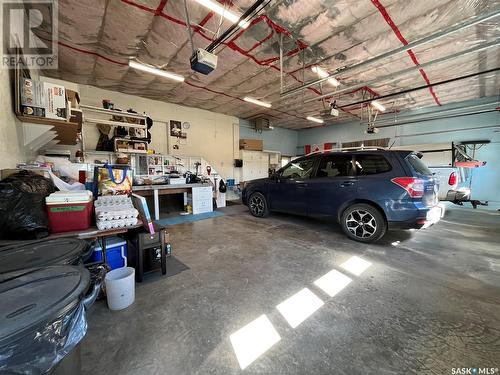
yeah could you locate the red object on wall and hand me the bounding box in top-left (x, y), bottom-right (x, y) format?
top-left (324, 143), bottom-right (334, 150)
top-left (304, 145), bottom-right (311, 154)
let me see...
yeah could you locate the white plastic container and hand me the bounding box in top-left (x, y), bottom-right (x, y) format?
top-left (104, 267), bottom-right (135, 310)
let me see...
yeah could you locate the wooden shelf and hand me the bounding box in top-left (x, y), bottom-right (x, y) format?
top-left (80, 105), bottom-right (147, 120)
top-left (84, 117), bottom-right (147, 129)
top-left (17, 115), bottom-right (67, 126)
top-left (81, 105), bottom-right (147, 130)
top-left (17, 115), bottom-right (80, 146)
top-left (117, 149), bottom-right (148, 154)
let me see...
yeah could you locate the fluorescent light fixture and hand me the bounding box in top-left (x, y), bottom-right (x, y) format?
top-left (129, 60), bottom-right (185, 82)
top-left (195, 0), bottom-right (250, 29)
top-left (311, 66), bottom-right (340, 87)
top-left (340, 256), bottom-right (372, 276)
top-left (370, 100), bottom-right (386, 112)
top-left (229, 314), bottom-right (281, 370)
top-left (306, 116), bottom-right (324, 124)
top-left (243, 96), bottom-right (272, 108)
top-left (313, 269), bottom-right (352, 297)
top-left (276, 288), bottom-right (324, 328)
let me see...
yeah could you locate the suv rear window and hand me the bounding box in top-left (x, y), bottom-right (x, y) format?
top-left (405, 153), bottom-right (432, 176)
top-left (354, 154), bottom-right (392, 175)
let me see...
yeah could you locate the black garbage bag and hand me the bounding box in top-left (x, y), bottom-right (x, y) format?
top-left (0, 171), bottom-right (55, 240)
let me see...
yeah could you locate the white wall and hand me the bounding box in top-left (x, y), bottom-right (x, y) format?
top-left (239, 119), bottom-right (298, 156)
top-left (42, 77), bottom-right (240, 179)
top-left (0, 69), bottom-right (27, 168)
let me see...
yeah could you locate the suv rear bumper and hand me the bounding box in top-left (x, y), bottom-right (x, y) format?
top-left (388, 204), bottom-right (445, 230)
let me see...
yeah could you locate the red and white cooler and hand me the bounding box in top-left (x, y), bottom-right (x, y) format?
top-left (46, 190), bottom-right (94, 233)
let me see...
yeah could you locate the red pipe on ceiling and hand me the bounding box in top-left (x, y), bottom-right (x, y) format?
top-left (370, 0), bottom-right (442, 106)
top-left (57, 0), bottom-right (381, 121)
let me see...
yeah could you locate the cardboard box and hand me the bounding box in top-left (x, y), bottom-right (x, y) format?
top-left (20, 78), bottom-right (45, 117)
top-left (239, 139), bottom-right (263, 151)
top-left (20, 78), bottom-right (68, 120)
top-left (70, 109), bottom-right (83, 131)
top-left (44, 82), bottom-right (67, 119)
top-left (66, 89), bottom-right (80, 109)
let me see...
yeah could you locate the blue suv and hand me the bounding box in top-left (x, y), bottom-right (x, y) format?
top-left (242, 149), bottom-right (443, 242)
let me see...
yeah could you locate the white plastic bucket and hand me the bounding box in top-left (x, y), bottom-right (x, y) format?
top-left (104, 267), bottom-right (135, 310)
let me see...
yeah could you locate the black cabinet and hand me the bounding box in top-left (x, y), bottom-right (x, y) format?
top-left (127, 225), bottom-right (167, 282)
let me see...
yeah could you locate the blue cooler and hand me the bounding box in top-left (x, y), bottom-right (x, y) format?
top-left (90, 237), bottom-right (127, 270)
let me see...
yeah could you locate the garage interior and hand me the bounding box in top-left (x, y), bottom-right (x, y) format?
top-left (0, 0), bottom-right (499, 374)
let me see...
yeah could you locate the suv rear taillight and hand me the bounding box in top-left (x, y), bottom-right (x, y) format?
top-left (391, 177), bottom-right (424, 198)
top-left (448, 172), bottom-right (457, 186)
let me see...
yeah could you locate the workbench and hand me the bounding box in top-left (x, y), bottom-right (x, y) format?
top-left (132, 183), bottom-right (213, 220)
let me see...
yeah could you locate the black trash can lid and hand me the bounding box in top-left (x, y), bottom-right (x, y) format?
top-left (0, 238), bottom-right (89, 274)
top-left (0, 265), bottom-right (90, 344)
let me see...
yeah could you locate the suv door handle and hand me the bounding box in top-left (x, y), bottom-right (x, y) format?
top-left (297, 183), bottom-right (309, 188)
top-left (340, 181), bottom-right (355, 187)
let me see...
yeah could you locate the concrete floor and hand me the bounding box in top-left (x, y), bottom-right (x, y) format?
top-left (82, 204), bottom-right (500, 375)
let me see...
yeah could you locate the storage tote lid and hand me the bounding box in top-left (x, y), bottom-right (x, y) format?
top-left (0, 238), bottom-right (91, 274)
top-left (0, 265), bottom-right (90, 343)
top-left (46, 190), bottom-right (93, 204)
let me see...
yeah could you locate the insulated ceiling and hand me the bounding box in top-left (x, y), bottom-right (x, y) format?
top-left (43, 0), bottom-right (500, 129)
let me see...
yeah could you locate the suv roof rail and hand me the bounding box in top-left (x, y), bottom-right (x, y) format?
top-left (333, 146), bottom-right (387, 151)
top-left (307, 146), bottom-right (387, 155)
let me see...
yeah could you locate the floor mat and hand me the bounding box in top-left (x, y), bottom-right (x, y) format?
top-left (166, 256), bottom-right (190, 277)
top-left (140, 256), bottom-right (190, 283)
top-left (155, 211), bottom-right (225, 226)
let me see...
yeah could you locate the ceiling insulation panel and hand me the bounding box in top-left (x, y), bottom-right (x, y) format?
top-left (41, 0), bottom-right (500, 129)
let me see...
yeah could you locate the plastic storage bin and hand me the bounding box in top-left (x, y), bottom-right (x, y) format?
top-left (0, 265), bottom-right (95, 374)
top-left (0, 238), bottom-right (93, 273)
top-left (89, 237), bottom-right (127, 270)
top-left (46, 191), bottom-right (93, 233)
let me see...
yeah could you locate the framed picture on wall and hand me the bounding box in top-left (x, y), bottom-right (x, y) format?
top-left (170, 120), bottom-right (182, 137)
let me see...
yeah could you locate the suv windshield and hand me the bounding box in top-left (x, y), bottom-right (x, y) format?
top-left (280, 158), bottom-right (316, 180)
top-left (406, 153), bottom-right (432, 176)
